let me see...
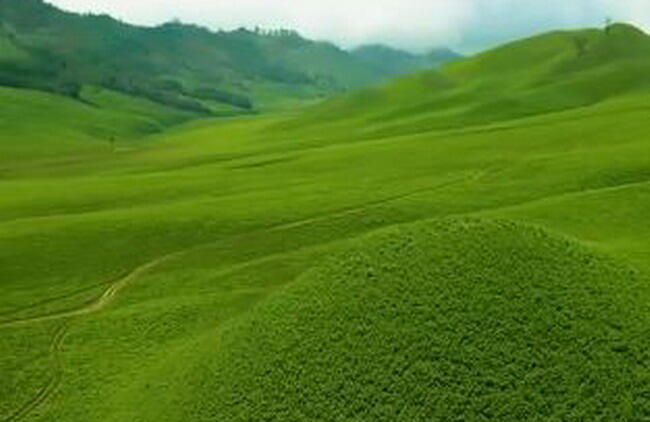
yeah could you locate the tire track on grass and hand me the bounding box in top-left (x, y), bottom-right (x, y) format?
top-left (266, 171), bottom-right (485, 233)
top-left (3, 324), bottom-right (68, 422)
top-left (0, 251), bottom-right (189, 328)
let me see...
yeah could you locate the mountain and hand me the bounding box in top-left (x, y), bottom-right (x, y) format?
top-left (297, 23), bottom-right (650, 139)
top-left (351, 44), bottom-right (461, 75)
top-left (0, 0), bottom-right (456, 113)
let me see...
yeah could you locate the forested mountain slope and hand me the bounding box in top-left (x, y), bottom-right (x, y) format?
top-left (0, 0), bottom-right (458, 112)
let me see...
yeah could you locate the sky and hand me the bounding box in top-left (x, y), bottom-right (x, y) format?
top-left (47, 0), bottom-right (650, 53)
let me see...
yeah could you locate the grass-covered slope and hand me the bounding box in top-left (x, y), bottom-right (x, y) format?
top-left (202, 219), bottom-right (648, 421)
top-left (2, 23), bottom-right (650, 422)
top-left (0, 85), bottom-right (195, 164)
top-left (298, 23), bottom-right (650, 139)
top-left (2, 94), bottom-right (650, 420)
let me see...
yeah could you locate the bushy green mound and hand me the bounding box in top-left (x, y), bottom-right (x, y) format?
top-left (201, 219), bottom-right (648, 421)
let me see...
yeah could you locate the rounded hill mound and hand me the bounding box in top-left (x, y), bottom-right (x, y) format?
top-left (199, 219), bottom-right (649, 421)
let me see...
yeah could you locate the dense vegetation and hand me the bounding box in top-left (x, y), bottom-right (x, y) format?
top-left (204, 219), bottom-right (648, 421)
top-left (2, 20), bottom-right (650, 422)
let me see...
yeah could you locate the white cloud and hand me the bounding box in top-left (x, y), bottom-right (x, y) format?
top-left (458, 0), bottom-right (621, 51)
top-left (46, 0), bottom-right (650, 53)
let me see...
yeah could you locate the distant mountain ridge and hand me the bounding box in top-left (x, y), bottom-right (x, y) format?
top-left (0, 0), bottom-right (459, 113)
top-left (351, 44), bottom-right (462, 76)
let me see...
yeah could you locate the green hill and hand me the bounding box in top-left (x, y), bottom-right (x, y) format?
top-left (0, 85), bottom-right (196, 164)
top-left (203, 219), bottom-right (647, 421)
top-left (298, 23), bottom-right (650, 139)
top-left (2, 22), bottom-right (650, 422)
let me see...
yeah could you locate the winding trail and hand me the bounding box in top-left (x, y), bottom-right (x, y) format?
top-left (0, 251), bottom-right (188, 329)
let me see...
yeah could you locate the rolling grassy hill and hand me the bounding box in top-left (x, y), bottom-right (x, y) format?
top-left (2, 23), bottom-right (650, 421)
top-left (0, 85), bottom-right (196, 164)
top-left (292, 23), bottom-right (650, 140)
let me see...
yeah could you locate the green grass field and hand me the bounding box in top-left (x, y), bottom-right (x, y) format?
top-left (2, 24), bottom-right (650, 421)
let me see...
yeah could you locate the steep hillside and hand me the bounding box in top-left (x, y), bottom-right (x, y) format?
top-left (300, 23), bottom-right (650, 139)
